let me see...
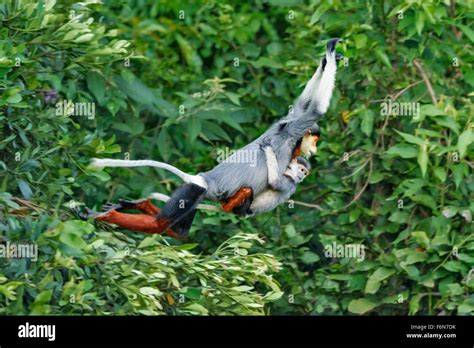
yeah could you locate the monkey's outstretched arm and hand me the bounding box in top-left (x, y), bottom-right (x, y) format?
top-left (294, 53), bottom-right (344, 116)
top-left (286, 38), bottom-right (341, 139)
top-left (293, 59), bottom-right (324, 116)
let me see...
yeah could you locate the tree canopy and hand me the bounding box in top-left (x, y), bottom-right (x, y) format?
top-left (0, 0), bottom-right (473, 315)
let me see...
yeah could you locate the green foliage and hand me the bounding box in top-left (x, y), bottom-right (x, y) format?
top-left (1, 0), bottom-right (473, 315)
top-left (0, 218), bottom-right (281, 315)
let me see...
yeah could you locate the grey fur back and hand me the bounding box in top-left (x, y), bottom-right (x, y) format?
top-left (202, 123), bottom-right (296, 200)
top-left (249, 181), bottom-right (296, 215)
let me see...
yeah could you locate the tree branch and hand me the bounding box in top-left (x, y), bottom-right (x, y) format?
top-left (413, 59), bottom-right (437, 105)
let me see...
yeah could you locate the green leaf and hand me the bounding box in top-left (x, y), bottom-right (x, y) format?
top-left (300, 251), bottom-right (320, 264)
top-left (370, 267), bottom-right (396, 282)
top-left (385, 144), bottom-right (418, 158)
top-left (175, 34), bottom-right (202, 72)
top-left (220, 113), bottom-right (244, 133)
top-left (411, 231), bottom-right (430, 249)
top-left (183, 287), bottom-right (202, 300)
top-left (348, 298), bottom-right (377, 314)
top-left (87, 72), bottom-right (106, 104)
top-left (451, 163), bottom-right (467, 189)
top-left (7, 93), bottom-right (22, 104)
top-left (115, 75), bottom-right (155, 105)
top-left (442, 261), bottom-right (462, 273)
top-left (374, 48), bottom-right (392, 69)
top-left (264, 291), bottom-right (284, 301)
top-left (365, 267), bottom-right (396, 294)
top-left (361, 110), bottom-right (374, 136)
top-left (394, 129), bottom-right (425, 146)
top-left (18, 180), bottom-right (33, 199)
top-left (88, 170), bottom-right (111, 182)
top-left (232, 285), bottom-right (254, 292)
top-left (250, 57), bottom-right (283, 69)
top-left (33, 289), bottom-right (53, 304)
top-left (411, 194), bottom-right (436, 210)
top-left (415, 11), bottom-right (425, 35)
top-left (187, 116), bottom-right (202, 143)
top-left (157, 129), bottom-right (171, 162)
top-left (421, 104), bottom-right (444, 116)
top-left (30, 289), bottom-right (53, 314)
top-left (225, 92), bottom-right (241, 106)
top-left (409, 293), bottom-right (422, 315)
top-left (354, 34), bottom-right (367, 49)
top-left (175, 243), bottom-right (199, 251)
top-left (285, 224), bottom-right (297, 238)
top-left (417, 143), bottom-right (428, 177)
top-left (389, 211), bottom-right (410, 224)
top-left (433, 167), bottom-right (446, 182)
top-left (457, 129), bottom-right (473, 158)
top-left (405, 251), bottom-right (428, 265)
top-left (458, 303), bottom-right (474, 315)
top-left (62, 220), bottom-right (95, 235)
top-left (442, 206), bottom-right (458, 218)
top-left (457, 24), bottom-right (474, 43)
top-left (59, 232), bottom-right (88, 250)
top-left (140, 287), bottom-right (162, 296)
top-left (74, 34), bottom-right (94, 43)
top-left (365, 279), bottom-right (381, 294)
top-left (202, 121), bottom-right (231, 142)
top-left (184, 303), bottom-right (209, 315)
top-left (309, 3), bottom-right (330, 25)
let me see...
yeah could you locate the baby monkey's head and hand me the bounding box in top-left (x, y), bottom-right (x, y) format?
top-left (285, 157), bottom-right (311, 183)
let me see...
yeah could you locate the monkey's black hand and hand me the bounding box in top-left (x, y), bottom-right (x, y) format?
top-left (260, 136), bottom-right (272, 149)
top-left (335, 53), bottom-right (344, 61)
top-left (72, 206), bottom-right (97, 220)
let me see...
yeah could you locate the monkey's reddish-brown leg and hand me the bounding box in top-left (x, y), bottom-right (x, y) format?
top-left (95, 208), bottom-right (184, 239)
top-left (124, 199), bottom-right (160, 215)
top-left (221, 187), bottom-right (253, 213)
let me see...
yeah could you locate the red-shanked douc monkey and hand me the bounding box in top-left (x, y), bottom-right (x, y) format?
top-left (78, 38), bottom-right (342, 239)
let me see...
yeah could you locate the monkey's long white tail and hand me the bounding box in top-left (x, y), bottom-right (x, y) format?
top-left (90, 158), bottom-right (208, 189)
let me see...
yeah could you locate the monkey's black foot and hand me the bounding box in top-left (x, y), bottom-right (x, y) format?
top-left (118, 199), bottom-right (145, 210)
top-left (72, 207), bottom-right (98, 220)
top-left (101, 202), bottom-right (122, 212)
top-left (102, 199), bottom-right (143, 212)
top-left (327, 38), bottom-right (343, 53)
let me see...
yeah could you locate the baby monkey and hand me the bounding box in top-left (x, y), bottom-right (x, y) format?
top-left (241, 155), bottom-right (311, 216)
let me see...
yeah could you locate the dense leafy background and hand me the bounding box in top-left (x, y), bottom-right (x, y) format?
top-left (0, 0), bottom-right (473, 315)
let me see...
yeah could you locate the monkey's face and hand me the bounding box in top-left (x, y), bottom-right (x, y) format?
top-left (285, 159), bottom-right (310, 183)
top-left (300, 134), bottom-right (320, 157)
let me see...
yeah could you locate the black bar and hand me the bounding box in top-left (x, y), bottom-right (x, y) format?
top-left (0, 316), bottom-right (472, 346)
